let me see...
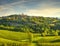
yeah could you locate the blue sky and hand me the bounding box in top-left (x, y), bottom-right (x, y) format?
top-left (0, 0), bottom-right (60, 17)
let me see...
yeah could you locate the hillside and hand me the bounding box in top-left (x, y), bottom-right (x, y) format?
top-left (0, 14), bottom-right (60, 36)
top-left (0, 14), bottom-right (60, 46)
top-left (0, 30), bottom-right (60, 46)
top-left (0, 30), bottom-right (32, 46)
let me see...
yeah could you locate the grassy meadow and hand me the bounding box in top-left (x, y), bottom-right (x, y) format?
top-left (0, 30), bottom-right (60, 46)
top-left (0, 15), bottom-right (60, 46)
top-left (0, 0), bottom-right (60, 45)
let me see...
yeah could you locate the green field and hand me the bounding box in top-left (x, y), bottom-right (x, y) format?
top-left (0, 12), bottom-right (60, 46)
top-left (0, 30), bottom-right (60, 46)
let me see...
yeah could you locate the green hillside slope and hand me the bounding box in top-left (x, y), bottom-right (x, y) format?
top-left (0, 30), bottom-right (32, 46)
top-left (0, 14), bottom-right (60, 36)
top-left (0, 14), bottom-right (60, 46)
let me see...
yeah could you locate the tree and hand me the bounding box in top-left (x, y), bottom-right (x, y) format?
top-left (55, 30), bottom-right (59, 36)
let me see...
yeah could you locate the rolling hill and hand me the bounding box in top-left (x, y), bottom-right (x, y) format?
top-left (0, 14), bottom-right (60, 46)
top-left (0, 14), bottom-right (60, 36)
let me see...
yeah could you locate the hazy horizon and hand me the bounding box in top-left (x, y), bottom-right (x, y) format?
top-left (0, 0), bottom-right (60, 17)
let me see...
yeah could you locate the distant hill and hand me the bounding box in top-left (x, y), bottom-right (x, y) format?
top-left (0, 14), bottom-right (60, 36)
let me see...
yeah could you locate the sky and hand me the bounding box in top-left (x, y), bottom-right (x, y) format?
top-left (0, 0), bottom-right (60, 17)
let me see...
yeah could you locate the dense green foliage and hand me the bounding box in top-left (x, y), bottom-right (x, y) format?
top-left (0, 14), bottom-right (60, 46)
top-left (0, 14), bottom-right (60, 36)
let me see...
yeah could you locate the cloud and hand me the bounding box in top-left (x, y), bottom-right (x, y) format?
top-left (24, 0), bottom-right (60, 17)
top-left (0, 0), bottom-right (24, 5)
top-left (0, 0), bottom-right (60, 17)
top-left (0, 0), bottom-right (28, 16)
top-left (25, 7), bottom-right (60, 17)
